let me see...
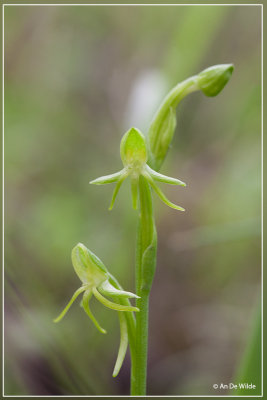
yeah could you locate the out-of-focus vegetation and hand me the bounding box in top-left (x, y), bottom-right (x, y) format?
top-left (4, 5), bottom-right (261, 395)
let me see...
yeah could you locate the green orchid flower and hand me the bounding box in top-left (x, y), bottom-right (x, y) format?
top-left (54, 242), bottom-right (139, 377)
top-left (90, 127), bottom-right (186, 211)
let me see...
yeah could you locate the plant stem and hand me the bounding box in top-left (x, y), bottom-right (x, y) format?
top-left (148, 76), bottom-right (198, 171)
top-left (131, 176), bottom-right (157, 395)
top-left (130, 78), bottom-right (196, 395)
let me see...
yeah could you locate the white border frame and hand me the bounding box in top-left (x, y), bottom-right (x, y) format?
top-left (2, 2), bottom-right (263, 398)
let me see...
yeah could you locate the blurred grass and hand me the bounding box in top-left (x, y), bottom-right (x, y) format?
top-left (233, 303), bottom-right (261, 395)
top-left (4, 5), bottom-right (261, 395)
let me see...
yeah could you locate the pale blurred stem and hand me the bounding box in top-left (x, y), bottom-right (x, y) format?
top-left (233, 302), bottom-right (261, 395)
top-left (131, 177), bottom-right (157, 395)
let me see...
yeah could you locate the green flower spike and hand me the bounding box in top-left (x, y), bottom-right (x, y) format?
top-left (54, 243), bottom-right (139, 377)
top-left (90, 127), bottom-right (186, 211)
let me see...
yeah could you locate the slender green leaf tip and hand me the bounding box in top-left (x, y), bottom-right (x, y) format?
top-left (197, 64), bottom-right (234, 97)
top-left (120, 127), bottom-right (147, 167)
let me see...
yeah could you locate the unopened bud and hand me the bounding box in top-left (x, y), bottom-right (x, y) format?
top-left (197, 64), bottom-right (234, 97)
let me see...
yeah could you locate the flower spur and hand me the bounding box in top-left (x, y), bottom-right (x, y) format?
top-left (54, 242), bottom-right (139, 377)
top-left (90, 127), bottom-right (186, 211)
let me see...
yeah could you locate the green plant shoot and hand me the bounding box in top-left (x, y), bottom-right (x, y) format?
top-left (54, 64), bottom-right (234, 394)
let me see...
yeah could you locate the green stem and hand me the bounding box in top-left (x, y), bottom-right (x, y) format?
top-left (148, 76), bottom-right (198, 171)
top-left (131, 176), bottom-right (157, 395)
top-left (130, 79), bottom-right (196, 394)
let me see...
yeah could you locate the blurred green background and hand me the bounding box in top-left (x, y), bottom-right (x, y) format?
top-left (4, 4), bottom-right (261, 396)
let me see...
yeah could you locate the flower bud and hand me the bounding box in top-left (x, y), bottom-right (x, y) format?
top-left (197, 64), bottom-right (234, 97)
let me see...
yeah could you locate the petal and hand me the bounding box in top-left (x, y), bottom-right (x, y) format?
top-left (145, 165), bottom-right (186, 186)
top-left (109, 170), bottom-right (129, 210)
top-left (82, 289), bottom-right (107, 334)
top-left (112, 312), bottom-right (128, 377)
top-left (98, 279), bottom-right (140, 299)
top-left (93, 287), bottom-right (139, 312)
top-left (144, 172), bottom-right (185, 211)
top-left (90, 169), bottom-right (125, 185)
top-left (53, 286), bottom-right (86, 323)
